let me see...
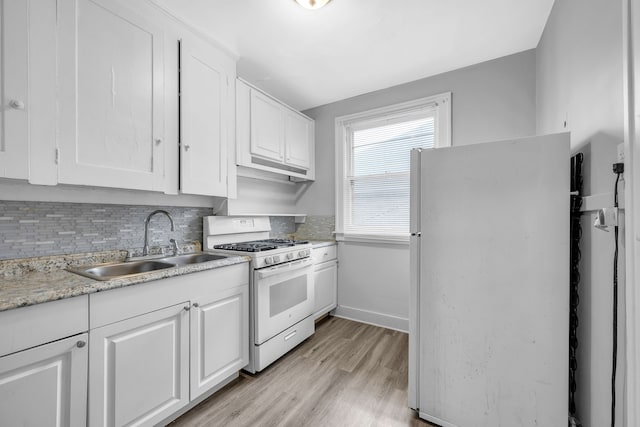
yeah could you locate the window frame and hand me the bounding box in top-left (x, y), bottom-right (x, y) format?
top-left (335, 93), bottom-right (452, 244)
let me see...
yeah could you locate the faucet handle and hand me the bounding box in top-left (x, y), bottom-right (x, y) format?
top-left (170, 238), bottom-right (179, 256)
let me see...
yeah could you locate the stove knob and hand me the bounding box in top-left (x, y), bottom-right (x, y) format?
top-left (286, 253), bottom-right (294, 260)
top-left (273, 255), bottom-right (281, 263)
top-left (264, 256), bottom-right (273, 265)
top-left (298, 250), bottom-right (307, 257)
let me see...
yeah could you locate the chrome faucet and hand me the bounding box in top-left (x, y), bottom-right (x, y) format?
top-left (143, 210), bottom-right (175, 256)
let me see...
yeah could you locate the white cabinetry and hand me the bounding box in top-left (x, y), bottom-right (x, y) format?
top-left (54, 0), bottom-right (238, 196)
top-left (190, 285), bottom-right (248, 399)
top-left (89, 263), bottom-right (249, 426)
top-left (312, 244), bottom-right (338, 319)
top-left (89, 303), bottom-right (190, 426)
top-left (0, 0), bottom-right (29, 179)
top-left (237, 79), bottom-right (315, 181)
top-left (4, 0), bottom-right (238, 195)
top-left (0, 334), bottom-right (88, 427)
top-left (179, 38), bottom-right (235, 197)
top-left (57, 0), bottom-right (165, 191)
top-left (250, 90), bottom-right (285, 162)
top-left (0, 296), bottom-right (89, 427)
top-left (284, 109), bottom-right (312, 170)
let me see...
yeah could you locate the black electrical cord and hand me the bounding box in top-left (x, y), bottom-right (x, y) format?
top-left (569, 153), bottom-right (583, 427)
top-left (611, 169), bottom-right (622, 427)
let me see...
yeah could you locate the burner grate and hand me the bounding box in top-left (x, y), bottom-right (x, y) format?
top-left (213, 239), bottom-right (310, 252)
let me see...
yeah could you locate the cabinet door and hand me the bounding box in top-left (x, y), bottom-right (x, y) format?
top-left (89, 303), bottom-right (189, 427)
top-left (180, 39), bottom-right (231, 197)
top-left (313, 261), bottom-right (338, 319)
top-left (250, 90), bottom-right (284, 162)
top-left (284, 110), bottom-right (312, 170)
top-left (190, 285), bottom-right (248, 400)
top-left (57, 0), bottom-right (165, 191)
top-left (0, 0), bottom-right (28, 179)
top-left (0, 333), bottom-right (88, 427)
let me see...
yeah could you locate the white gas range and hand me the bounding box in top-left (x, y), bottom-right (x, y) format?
top-left (204, 216), bottom-right (315, 373)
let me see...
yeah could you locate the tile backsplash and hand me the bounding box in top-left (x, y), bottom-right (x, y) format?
top-left (294, 215), bottom-right (335, 241)
top-left (0, 201), bottom-right (212, 260)
top-left (268, 216), bottom-right (296, 238)
top-left (268, 216), bottom-right (335, 241)
top-left (0, 200), bottom-right (333, 260)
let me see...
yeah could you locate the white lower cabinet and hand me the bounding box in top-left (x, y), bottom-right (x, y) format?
top-left (88, 263), bottom-right (249, 426)
top-left (313, 261), bottom-right (338, 319)
top-left (0, 333), bottom-right (88, 427)
top-left (89, 303), bottom-right (190, 427)
top-left (190, 285), bottom-right (248, 399)
top-left (312, 244), bottom-right (338, 320)
top-left (0, 295), bottom-right (89, 427)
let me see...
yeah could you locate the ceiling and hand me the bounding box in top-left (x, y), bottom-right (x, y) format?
top-left (151, 0), bottom-right (556, 111)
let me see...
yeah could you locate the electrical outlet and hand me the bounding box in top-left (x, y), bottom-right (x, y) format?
top-left (617, 143), bottom-right (625, 162)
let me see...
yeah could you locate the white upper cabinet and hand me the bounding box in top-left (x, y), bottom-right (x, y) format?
top-left (57, 0), bottom-right (165, 191)
top-left (0, 0), bottom-right (29, 180)
top-left (284, 109), bottom-right (313, 170)
top-left (179, 38), bottom-right (234, 197)
top-left (250, 90), bottom-right (285, 162)
top-left (237, 79), bottom-right (315, 181)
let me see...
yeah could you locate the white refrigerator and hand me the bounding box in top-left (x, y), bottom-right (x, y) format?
top-left (408, 133), bottom-right (570, 427)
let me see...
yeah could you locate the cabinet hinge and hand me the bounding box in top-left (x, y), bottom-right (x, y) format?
top-left (55, 148), bottom-right (59, 164)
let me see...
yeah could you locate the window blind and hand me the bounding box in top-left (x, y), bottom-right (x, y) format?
top-left (344, 114), bottom-right (435, 236)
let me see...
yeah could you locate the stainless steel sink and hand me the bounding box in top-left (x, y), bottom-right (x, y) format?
top-left (158, 252), bottom-right (226, 266)
top-left (67, 260), bottom-right (176, 281)
top-left (66, 252), bottom-right (228, 281)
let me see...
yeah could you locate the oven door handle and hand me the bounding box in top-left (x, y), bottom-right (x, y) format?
top-left (256, 257), bottom-right (313, 279)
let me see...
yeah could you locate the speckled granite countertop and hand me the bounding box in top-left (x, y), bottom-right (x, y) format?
top-left (0, 244), bottom-right (250, 312)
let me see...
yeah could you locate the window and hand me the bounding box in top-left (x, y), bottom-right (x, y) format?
top-left (335, 93), bottom-right (451, 243)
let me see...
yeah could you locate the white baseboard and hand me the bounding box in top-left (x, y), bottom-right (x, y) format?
top-left (333, 305), bottom-right (408, 333)
top-left (419, 411), bottom-right (459, 427)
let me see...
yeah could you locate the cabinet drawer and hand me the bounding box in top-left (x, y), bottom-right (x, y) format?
top-left (254, 315), bottom-right (314, 372)
top-left (90, 263), bottom-right (249, 329)
top-left (311, 244), bottom-right (337, 264)
top-left (0, 296), bottom-right (89, 357)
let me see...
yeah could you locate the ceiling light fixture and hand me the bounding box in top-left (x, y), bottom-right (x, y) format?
top-left (294, 0), bottom-right (331, 10)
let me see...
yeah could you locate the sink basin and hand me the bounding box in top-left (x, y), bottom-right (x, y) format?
top-left (67, 260), bottom-right (176, 281)
top-left (158, 252), bottom-right (226, 266)
top-left (66, 252), bottom-right (227, 281)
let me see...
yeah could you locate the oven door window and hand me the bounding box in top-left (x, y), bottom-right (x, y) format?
top-left (270, 275), bottom-right (308, 317)
top-left (254, 262), bottom-right (314, 345)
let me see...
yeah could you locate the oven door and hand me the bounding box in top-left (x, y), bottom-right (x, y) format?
top-left (254, 257), bottom-right (314, 345)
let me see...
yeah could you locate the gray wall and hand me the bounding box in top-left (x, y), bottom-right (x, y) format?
top-left (300, 49), bottom-right (537, 216)
top-left (536, 0), bottom-right (624, 426)
top-left (300, 50), bottom-right (538, 330)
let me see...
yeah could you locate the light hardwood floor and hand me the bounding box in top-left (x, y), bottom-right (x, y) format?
top-left (170, 316), bottom-right (435, 427)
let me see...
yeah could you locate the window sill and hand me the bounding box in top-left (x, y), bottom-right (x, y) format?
top-left (335, 233), bottom-right (410, 245)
